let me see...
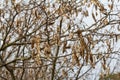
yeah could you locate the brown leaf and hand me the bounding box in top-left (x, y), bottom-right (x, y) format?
top-left (72, 51), bottom-right (80, 66)
top-left (92, 13), bottom-right (96, 22)
top-left (90, 53), bottom-right (93, 63)
top-left (31, 38), bottom-right (35, 48)
top-left (83, 10), bottom-right (89, 17)
top-left (85, 54), bottom-right (88, 63)
top-left (104, 19), bottom-right (109, 25)
top-left (63, 41), bottom-right (67, 53)
top-left (108, 4), bottom-right (113, 10)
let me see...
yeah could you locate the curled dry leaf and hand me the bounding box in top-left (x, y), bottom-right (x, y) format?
top-left (90, 53), bottom-right (93, 63)
top-left (44, 42), bottom-right (51, 58)
top-left (92, 12), bottom-right (96, 22)
top-left (31, 36), bottom-right (41, 65)
top-left (79, 47), bottom-right (84, 58)
top-left (83, 10), bottom-right (89, 17)
top-left (108, 4), bottom-right (113, 10)
top-left (77, 29), bottom-right (89, 59)
top-left (15, 4), bottom-right (21, 12)
top-left (104, 19), bottom-right (109, 25)
top-left (31, 36), bottom-right (41, 54)
top-left (91, 0), bottom-right (106, 14)
top-left (72, 51), bottom-right (80, 66)
top-left (63, 41), bottom-right (67, 53)
top-left (35, 54), bottom-right (42, 65)
top-left (75, 8), bottom-right (78, 16)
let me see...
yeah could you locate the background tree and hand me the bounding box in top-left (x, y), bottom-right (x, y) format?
top-left (0, 0), bottom-right (120, 80)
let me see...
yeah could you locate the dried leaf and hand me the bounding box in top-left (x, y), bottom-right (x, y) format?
top-left (92, 12), bottom-right (96, 22)
top-left (104, 19), bottom-right (109, 25)
top-left (75, 8), bottom-right (78, 16)
top-left (83, 10), bottom-right (89, 17)
top-left (15, 4), bottom-right (20, 12)
top-left (72, 51), bottom-right (80, 66)
top-left (90, 53), bottom-right (93, 63)
top-left (79, 46), bottom-right (83, 55)
top-left (95, 10), bottom-right (98, 16)
top-left (108, 4), bottom-right (113, 10)
top-left (87, 3), bottom-right (91, 7)
top-left (31, 38), bottom-right (35, 48)
top-left (35, 9), bottom-right (38, 18)
top-left (44, 42), bottom-right (51, 58)
top-left (85, 54), bottom-right (88, 63)
top-left (63, 41), bottom-right (67, 53)
top-left (35, 54), bottom-right (42, 65)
